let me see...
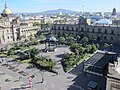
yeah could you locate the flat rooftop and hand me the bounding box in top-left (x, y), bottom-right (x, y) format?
top-left (85, 51), bottom-right (116, 69)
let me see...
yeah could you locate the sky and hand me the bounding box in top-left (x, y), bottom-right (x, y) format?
top-left (0, 0), bottom-right (119, 13)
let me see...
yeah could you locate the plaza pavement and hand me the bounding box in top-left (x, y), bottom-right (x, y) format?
top-left (0, 69), bottom-right (36, 90)
top-left (0, 44), bottom-right (75, 90)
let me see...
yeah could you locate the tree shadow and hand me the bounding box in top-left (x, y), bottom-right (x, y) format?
top-left (35, 81), bottom-right (43, 84)
top-left (13, 79), bottom-right (20, 82)
top-left (11, 86), bottom-right (31, 90)
top-left (55, 54), bottom-right (64, 58)
top-left (21, 84), bottom-right (28, 86)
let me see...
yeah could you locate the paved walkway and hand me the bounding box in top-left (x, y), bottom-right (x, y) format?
top-left (0, 45), bottom-right (75, 90)
top-left (0, 62), bottom-right (75, 90)
top-left (0, 65), bottom-right (37, 90)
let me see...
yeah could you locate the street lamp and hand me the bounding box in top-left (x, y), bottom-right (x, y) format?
top-left (40, 70), bottom-right (45, 83)
top-left (110, 44), bottom-right (113, 51)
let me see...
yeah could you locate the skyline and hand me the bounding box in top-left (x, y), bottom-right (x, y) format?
top-left (0, 0), bottom-right (119, 13)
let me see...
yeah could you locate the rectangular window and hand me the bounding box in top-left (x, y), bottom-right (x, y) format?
top-left (92, 29), bottom-right (95, 33)
top-left (104, 36), bottom-right (107, 40)
top-left (111, 30), bottom-right (114, 34)
top-left (81, 27), bottom-right (84, 32)
top-left (87, 28), bottom-right (90, 32)
top-left (98, 28), bottom-right (101, 33)
top-left (104, 29), bottom-right (107, 34)
top-left (62, 27), bottom-right (64, 30)
top-left (58, 26), bottom-right (60, 30)
top-left (110, 37), bottom-right (113, 40)
top-left (66, 26), bottom-right (69, 30)
top-left (72, 27), bottom-right (74, 31)
top-left (76, 28), bottom-right (78, 31)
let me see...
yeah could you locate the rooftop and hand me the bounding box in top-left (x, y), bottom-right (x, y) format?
top-left (84, 51), bottom-right (116, 69)
top-left (87, 81), bottom-right (98, 88)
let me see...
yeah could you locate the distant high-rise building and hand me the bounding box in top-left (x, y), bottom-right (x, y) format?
top-left (112, 8), bottom-right (117, 16)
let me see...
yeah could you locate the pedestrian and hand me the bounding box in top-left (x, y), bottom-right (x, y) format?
top-left (28, 76), bottom-right (33, 88)
top-left (19, 77), bottom-right (22, 81)
top-left (31, 75), bottom-right (35, 79)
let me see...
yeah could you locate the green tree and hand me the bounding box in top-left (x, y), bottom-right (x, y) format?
top-left (85, 45), bottom-right (91, 53)
top-left (30, 37), bottom-right (33, 41)
top-left (31, 40), bottom-right (39, 45)
top-left (104, 43), bottom-right (110, 51)
top-left (70, 43), bottom-right (79, 52)
top-left (39, 35), bottom-right (45, 40)
top-left (78, 46), bottom-right (84, 55)
top-left (92, 35), bottom-right (97, 43)
top-left (29, 48), bottom-right (39, 63)
top-left (12, 43), bottom-right (20, 50)
top-left (95, 44), bottom-right (99, 49)
top-left (59, 37), bottom-right (65, 44)
top-left (7, 50), bottom-right (14, 56)
top-left (66, 36), bottom-right (76, 45)
top-left (81, 37), bottom-right (88, 47)
top-left (90, 45), bottom-right (97, 53)
top-left (76, 35), bottom-right (81, 43)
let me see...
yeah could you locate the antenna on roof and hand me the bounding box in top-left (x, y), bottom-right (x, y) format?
top-left (113, 0), bottom-right (115, 8)
top-left (82, 0), bottom-right (85, 17)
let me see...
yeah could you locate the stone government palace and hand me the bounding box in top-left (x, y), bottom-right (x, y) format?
top-left (52, 16), bottom-right (120, 45)
top-left (0, 2), bottom-right (40, 44)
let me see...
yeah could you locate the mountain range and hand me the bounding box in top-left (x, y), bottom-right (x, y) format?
top-left (40, 9), bottom-right (80, 14)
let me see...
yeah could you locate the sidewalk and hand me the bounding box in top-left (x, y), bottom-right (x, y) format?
top-left (0, 65), bottom-right (37, 90)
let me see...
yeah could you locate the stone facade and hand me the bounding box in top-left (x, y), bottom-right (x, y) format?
top-left (0, 2), bottom-right (40, 44)
top-left (0, 17), bottom-right (40, 44)
top-left (52, 17), bottom-right (120, 45)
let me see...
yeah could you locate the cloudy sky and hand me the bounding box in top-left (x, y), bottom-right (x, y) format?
top-left (0, 0), bottom-right (119, 13)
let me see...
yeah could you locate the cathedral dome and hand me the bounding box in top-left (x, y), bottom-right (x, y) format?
top-left (1, 1), bottom-right (12, 17)
top-left (2, 8), bottom-right (12, 15)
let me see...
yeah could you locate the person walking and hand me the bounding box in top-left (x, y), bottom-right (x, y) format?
top-left (19, 77), bottom-right (22, 81)
top-left (28, 75), bottom-right (35, 89)
top-left (28, 76), bottom-right (32, 88)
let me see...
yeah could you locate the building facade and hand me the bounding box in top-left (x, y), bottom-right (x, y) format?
top-left (52, 16), bottom-right (120, 45)
top-left (0, 2), bottom-right (40, 44)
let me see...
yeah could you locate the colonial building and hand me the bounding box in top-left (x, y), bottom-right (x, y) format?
top-left (52, 16), bottom-right (120, 45)
top-left (0, 2), bottom-right (40, 44)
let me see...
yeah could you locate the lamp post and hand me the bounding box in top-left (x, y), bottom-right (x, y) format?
top-left (41, 70), bottom-right (44, 83)
top-left (110, 44), bottom-right (113, 52)
top-left (5, 58), bottom-right (8, 67)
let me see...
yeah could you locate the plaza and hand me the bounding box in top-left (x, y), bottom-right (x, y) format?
top-left (0, 44), bottom-right (75, 90)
